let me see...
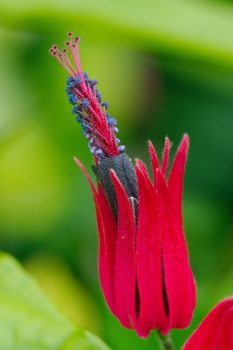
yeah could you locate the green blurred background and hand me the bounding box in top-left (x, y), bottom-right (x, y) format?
top-left (0, 0), bottom-right (233, 349)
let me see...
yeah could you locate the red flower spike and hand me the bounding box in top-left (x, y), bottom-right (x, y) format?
top-left (73, 136), bottom-right (196, 337)
top-left (51, 32), bottom-right (196, 338)
top-left (183, 298), bottom-right (233, 350)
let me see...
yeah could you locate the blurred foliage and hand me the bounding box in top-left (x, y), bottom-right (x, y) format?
top-left (0, 253), bottom-right (110, 350)
top-left (25, 252), bottom-right (101, 333)
top-left (0, 0), bottom-right (233, 349)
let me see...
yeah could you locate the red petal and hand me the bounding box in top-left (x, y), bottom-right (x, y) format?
top-left (166, 135), bottom-right (196, 328)
top-left (157, 168), bottom-right (196, 331)
top-left (110, 170), bottom-right (136, 329)
top-left (168, 134), bottom-right (189, 221)
top-left (183, 298), bottom-right (233, 350)
top-left (148, 141), bottom-right (160, 184)
top-left (74, 157), bottom-right (117, 313)
top-left (135, 161), bottom-right (168, 337)
top-left (219, 306), bottom-right (233, 350)
top-left (135, 159), bottom-right (150, 178)
top-left (73, 157), bottom-right (97, 196)
top-left (162, 137), bottom-right (170, 176)
top-left (97, 185), bottom-right (118, 314)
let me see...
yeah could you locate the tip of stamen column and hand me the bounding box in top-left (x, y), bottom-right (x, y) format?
top-left (50, 49), bottom-right (57, 56)
top-left (51, 33), bottom-right (122, 158)
top-left (73, 156), bottom-right (81, 167)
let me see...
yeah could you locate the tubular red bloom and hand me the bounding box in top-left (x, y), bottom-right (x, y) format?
top-left (74, 135), bottom-right (196, 337)
top-left (51, 34), bottom-right (196, 338)
top-left (183, 297), bottom-right (233, 349)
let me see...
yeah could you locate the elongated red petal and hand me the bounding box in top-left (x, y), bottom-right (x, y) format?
top-left (148, 141), bottom-right (160, 184)
top-left (157, 168), bottom-right (196, 331)
top-left (168, 134), bottom-right (189, 221)
top-left (135, 159), bottom-right (150, 178)
top-left (183, 298), bottom-right (233, 350)
top-left (221, 306), bottom-right (233, 349)
top-left (166, 135), bottom-right (196, 328)
top-left (97, 185), bottom-right (117, 313)
top-left (135, 162), bottom-right (168, 337)
top-left (110, 170), bottom-right (136, 329)
top-left (73, 157), bottom-right (98, 197)
top-left (162, 137), bottom-right (170, 176)
top-left (219, 307), bottom-right (233, 350)
top-left (73, 158), bottom-right (117, 313)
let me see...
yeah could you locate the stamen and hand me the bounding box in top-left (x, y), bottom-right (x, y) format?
top-left (62, 48), bottom-right (77, 76)
top-left (119, 145), bottom-right (126, 153)
top-left (50, 33), bottom-right (127, 160)
top-left (74, 37), bottom-right (83, 76)
top-left (102, 102), bottom-right (109, 109)
top-left (52, 47), bottom-right (74, 76)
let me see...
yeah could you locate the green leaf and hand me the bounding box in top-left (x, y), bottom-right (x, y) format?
top-left (0, 253), bottom-right (110, 350)
top-left (60, 331), bottom-right (111, 350)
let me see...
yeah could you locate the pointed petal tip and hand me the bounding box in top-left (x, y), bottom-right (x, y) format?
top-left (148, 141), bottom-right (160, 182)
top-left (135, 158), bottom-right (144, 168)
top-left (148, 140), bottom-right (154, 150)
top-left (162, 137), bottom-right (171, 175)
top-left (135, 159), bottom-right (142, 172)
top-left (110, 169), bottom-right (123, 188)
top-left (177, 134), bottom-right (190, 160)
top-left (164, 136), bottom-right (172, 151)
top-left (73, 156), bottom-right (80, 165)
top-left (73, 156), bottom-right (87, 172)
top-left (73, 156), bottom-right (97, 195)
top-left (164, 136), bottom-right (170, 144)
top-left (182, 134), bottom-right (190, 147)
top-left (109, 168), bottom-right (117, 179)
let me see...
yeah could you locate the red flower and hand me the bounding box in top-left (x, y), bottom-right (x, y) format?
top-left (183, 298), bottom-right (233, 349)
top-left (50, 33), bottom-right (196, 338)
top-left (74, 135), bottom-right (196, 337)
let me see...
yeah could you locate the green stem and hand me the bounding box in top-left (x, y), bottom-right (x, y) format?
top-left (157, 331), bottom-right (176, 350)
